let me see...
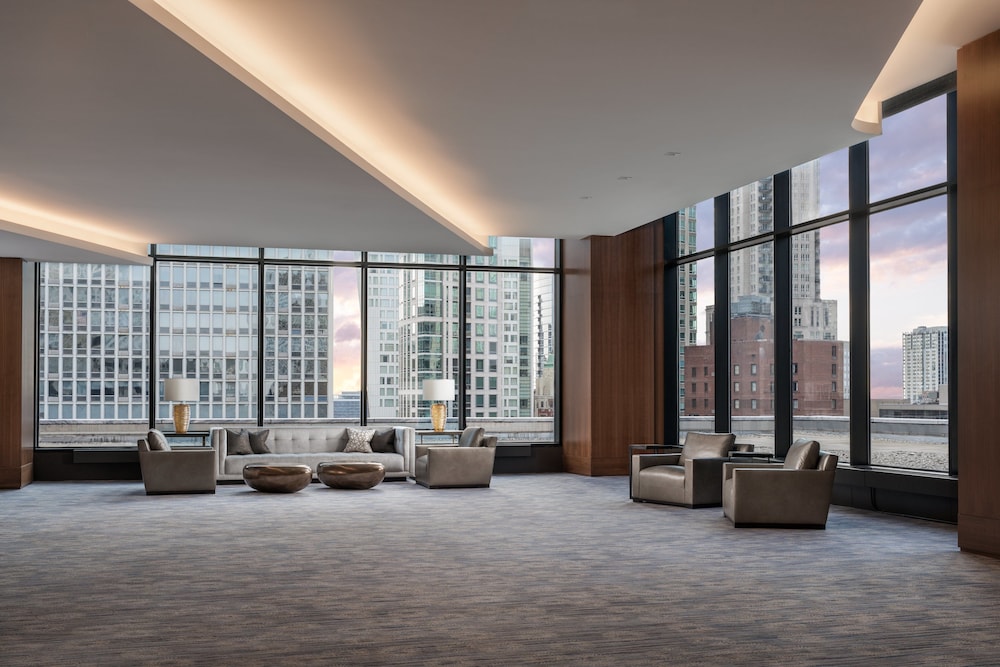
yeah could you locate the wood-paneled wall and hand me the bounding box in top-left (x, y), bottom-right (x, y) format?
top-left (0, 258), bottom-right (34, 488)
top-left (957, 28), bottom-right (1000, 557)
top-left (562, 221), bottom-right (664, 475)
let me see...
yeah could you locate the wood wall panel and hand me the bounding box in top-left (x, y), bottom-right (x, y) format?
top-left (957, 28), bottom-right (1000, 557)
top-left (0, 259), bottom-right (34, 488)
top-left (561, 222), bottom-right (664, 476)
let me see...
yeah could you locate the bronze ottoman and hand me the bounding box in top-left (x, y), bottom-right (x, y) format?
top-left (243, 464), bottom-right (313, 493)
top-left (317, 462), bottom-right (385, 490)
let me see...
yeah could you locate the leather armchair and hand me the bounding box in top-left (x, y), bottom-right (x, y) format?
top-left (722, 439), bottom-right (839, 528)
top-left (137, 438), bottom-right (217, 495)
top-left (630, 432), bottom-right (737, 507)
top-left (413, 427), bottom-right (497, 488)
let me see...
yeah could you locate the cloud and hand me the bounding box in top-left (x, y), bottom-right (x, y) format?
top-left (870, 346), bottom-right (902, 399)
top-left (334, 321), bottom-right (361, 343)
top-left (869, 96), bottom-right (947, 201)
top-left (530, 238), bottom-right (555, 267)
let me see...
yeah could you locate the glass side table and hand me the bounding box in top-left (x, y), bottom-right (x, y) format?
top-left (161, 430), bottom-right (211, 447)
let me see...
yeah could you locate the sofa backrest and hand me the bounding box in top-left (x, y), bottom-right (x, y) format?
top-left (267, 427), bottom-right (349, 454)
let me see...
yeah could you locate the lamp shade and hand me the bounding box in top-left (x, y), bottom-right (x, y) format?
top-left (164, 378), bottom-right (199, 402)
top-left (422, 378), bottom-right (455, 401)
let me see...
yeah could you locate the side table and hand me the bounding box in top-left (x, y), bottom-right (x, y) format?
top-left (162, 430), bottom-right (211, 447)
top-left (415, 429), bottom-right (464, 444)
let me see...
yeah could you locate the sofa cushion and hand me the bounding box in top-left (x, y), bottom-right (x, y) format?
top-left (248, 429), bottom-right (271, 454)
top-left (370, 428), bottom-right (396, 453)
top-left (783, 439), bottom-right (820, 470)
top-left (226, 428), bottom-right (253, 456)
top-left (458, 427), bottom-right (485, 447)
top-left (344, 428), bottom-right (377, 453)
top-left (681, 432), bottom-right (735, 461)
top-left (147, 429), bottom-right (170, 451)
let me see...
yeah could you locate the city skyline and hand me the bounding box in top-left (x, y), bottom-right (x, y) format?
top-left (688, 96), bottom-right (947, 399)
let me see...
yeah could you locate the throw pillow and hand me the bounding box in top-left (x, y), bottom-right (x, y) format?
top-left (226, 428), bottom-right (253, 456)
top-left (344, 428), bottom-right (377, 453)
top-left (369, 428), bottom-right (396, 453)
top-left (248, 429), bottom-right (271, 454)
top-left (147, 429), bottom-right (170, 451)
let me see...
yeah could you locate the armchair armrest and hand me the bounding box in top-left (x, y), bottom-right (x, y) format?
top-left (632, 453), bottom-right (682, 472)
top-left (415, 443), bottom-right (459, 459)
top-left (684, 457), bottom-right (728, 506)
top-left (138, 448), bottom-right (217, 494)
top-left (420, 446), bottom-right (496, 488)
top-left (728, 468), bottom-right (836, 526)
top-left (723, 461), bottom-right (781, 481)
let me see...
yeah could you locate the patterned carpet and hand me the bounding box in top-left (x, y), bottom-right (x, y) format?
top-left (2, 474), bottom-right (999, 666)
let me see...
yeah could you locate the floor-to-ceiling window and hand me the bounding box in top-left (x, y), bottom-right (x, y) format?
top-left (666, 80), bottom-right (953, 473)
top-left (36, 238), bottom-right (559, 447)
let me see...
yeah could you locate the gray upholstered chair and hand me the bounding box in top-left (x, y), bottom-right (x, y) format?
top-left (630, 432), bottom-right (737, 507)
top-left (722, 439), bottom-right (839, 528)
top-left (137, 437), bottom-right (216, 495)
top-left (413, 426), bottom-right (497, 488)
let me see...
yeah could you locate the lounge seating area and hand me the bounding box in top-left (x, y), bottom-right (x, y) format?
top-left (210, 425), bottom-right (415, 482)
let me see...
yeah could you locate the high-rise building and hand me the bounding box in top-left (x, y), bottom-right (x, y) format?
top-left (730, 169), bottom-right (838, 341)
top-left (38, 263), bottom-right (152, 422)
top-left (677, 206), bottom-right (698, 413)
top-left (365, 262), bottom-right (402, 420)
top-left (369, 239), bottom-right (540, 422)
top-left (902, 325), bottom-right (948, 403)
top-left (38, 258), bottom-right (340, 424)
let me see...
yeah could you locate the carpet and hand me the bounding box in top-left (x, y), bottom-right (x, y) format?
top-left (2, 474), bottom-right (999, 666)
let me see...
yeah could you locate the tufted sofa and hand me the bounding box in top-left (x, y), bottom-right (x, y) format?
top-left (210, 425), bottom-right (415, 482)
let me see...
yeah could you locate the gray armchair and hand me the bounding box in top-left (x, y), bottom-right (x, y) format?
top-left (630, 432), bottom-right (737, 507)
top-left (137, 437), bottom-right (216, 495)
top-left (722, 439), bottom-right (839, 528)
top-left (413, 427), bottom-right (497, 488)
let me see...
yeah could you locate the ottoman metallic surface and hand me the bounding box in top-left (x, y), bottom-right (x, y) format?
top-left (317, 462), bottom-right (385, 489)
top-left (243, 464), bottom-right (313, 493)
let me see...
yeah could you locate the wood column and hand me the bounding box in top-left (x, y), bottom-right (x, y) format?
top-left (0, 258), bottom-right (35, 488)
top-left (562, 221), bottom-right (664, 475)
top-left (957, 28), bottom-right (1000, 557)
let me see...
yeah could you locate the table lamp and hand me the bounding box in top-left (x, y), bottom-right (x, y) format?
top-left (422, 379), bottom-right (455, 432)
top-left (164, 378), bottom-right (200, 434)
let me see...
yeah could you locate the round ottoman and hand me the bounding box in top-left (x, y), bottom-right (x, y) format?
top-left (317, 462), bottom-right (385, 490)
top-left (243, 464), bottom-right (313, 493)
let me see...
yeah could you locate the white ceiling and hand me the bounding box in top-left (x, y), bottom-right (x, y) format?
top-left (2, 0), bottom-right (998, 265)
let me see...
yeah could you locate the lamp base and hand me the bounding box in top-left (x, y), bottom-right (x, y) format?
top-left (172, 403), bottom-right (191, 434)
top-left (430, 403), bottom-right (446, 432)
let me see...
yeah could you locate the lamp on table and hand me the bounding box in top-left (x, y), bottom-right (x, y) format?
top-left (422, 379), bottom-right (455, 432)
top-left (163, 378), bottom-right (200, 434)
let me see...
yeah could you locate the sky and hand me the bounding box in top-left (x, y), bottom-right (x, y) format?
top-left (691, 95), bottom-right (948, 399)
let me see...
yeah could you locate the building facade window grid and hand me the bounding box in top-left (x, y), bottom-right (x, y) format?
top-left (37, 238), bottom-right (558, 446)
